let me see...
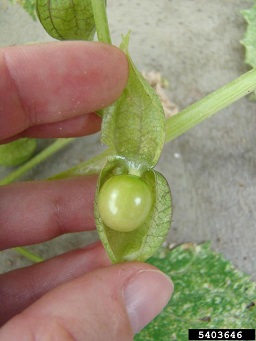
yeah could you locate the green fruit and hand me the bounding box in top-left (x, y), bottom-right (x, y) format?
top-left (98, 174), bottom-right (153, 232)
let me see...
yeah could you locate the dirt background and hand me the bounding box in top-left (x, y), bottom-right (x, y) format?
top-left (0, 0), bottom-right (255, 281)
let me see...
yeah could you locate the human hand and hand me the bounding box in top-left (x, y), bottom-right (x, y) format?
top-left (0, 42), bottom-right (173, 340)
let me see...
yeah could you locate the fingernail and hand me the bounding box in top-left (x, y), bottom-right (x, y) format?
top-left (123, 270), bottom-right (174, 334)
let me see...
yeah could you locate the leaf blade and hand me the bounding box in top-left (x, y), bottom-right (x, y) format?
top-left (241, 4), bottom-right (256, 68)
top-left (135, 243), bottom-right (256, 340)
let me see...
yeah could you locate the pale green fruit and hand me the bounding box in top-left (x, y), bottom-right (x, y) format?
top-left (98, 174), bottom-right (153, 232)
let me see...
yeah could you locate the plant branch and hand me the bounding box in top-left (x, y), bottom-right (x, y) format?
top-left (91, 0), bottom-right (111, 44)
top-left (165, 68), bottom-right (256, 142)
top-left (0, 138), bottom-right (75, 185)
top-left (15, 247), bottom-right (43, 263)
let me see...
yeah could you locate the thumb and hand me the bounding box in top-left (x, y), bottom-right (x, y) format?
top-left (0, 262), bottom-right (173, 341)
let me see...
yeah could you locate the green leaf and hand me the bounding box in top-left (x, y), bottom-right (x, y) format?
top-left (135, 243), bottom-right (256, 340)
top-left (101, 33), bottom-right (166, 168)
top-left (0, 138), bottom-right (37, 167)
top-left (241, 4), bottom-right (256, 68)
top-left (36, 0), bottom-right (95, 40)
top-left (94, 157), bottom-right (172, 263)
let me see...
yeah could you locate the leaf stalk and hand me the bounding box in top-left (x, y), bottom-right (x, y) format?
top-left (91, 0), bottom-right (112, 44)
top-left (165, 68), bottom-right (256, 142)
top-left (0, 138), bottom-right (75, 185)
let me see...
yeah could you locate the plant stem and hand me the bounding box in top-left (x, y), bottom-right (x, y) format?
top-left (91, 0), bottom-right (112, 44)
top-left (15, 247), bottom-right (43, 263)
top-left (50, 147), bottom-right (112, 179)
top-left (165, 68), bottom-right (256, 142)
top-left (0, 138), bottom-right (75, 185)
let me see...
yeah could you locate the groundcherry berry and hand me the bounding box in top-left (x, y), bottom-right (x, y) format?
top-left (98, 174), bottom-right (153, 232)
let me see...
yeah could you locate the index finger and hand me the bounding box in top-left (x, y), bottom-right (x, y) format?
top-left (0, 42), bottom-right (128, 140)
top-left (0, 177), bottom-right (98, 250)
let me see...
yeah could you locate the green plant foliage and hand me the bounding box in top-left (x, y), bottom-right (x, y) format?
top-left (135, 243), bottom-right (256, 340)
top-left (0, 138), bottom-right (37, 167)
top-left (241, 3), bottom-right (256, 68)
top-left (36, 0), bottom-right (96, 40)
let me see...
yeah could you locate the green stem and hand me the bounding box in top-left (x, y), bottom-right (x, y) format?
top-left (15, 247), bottom-right (43, 263)
top-left (0, 138), bottom-right (75, 185)
top-left (165, 68), bottom-right (256, 142)
top-left (50, 147), bottom-right (112, 179)
top-left (91, 0), bottom-right (112, 44)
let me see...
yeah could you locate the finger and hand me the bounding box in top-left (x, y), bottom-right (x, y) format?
top-left (0, 242), bottom-right (110, 326)
top-left (0, 42), bottom-right (128, 140)
top-left (0, 113), bottom-right (101, 143)
top-left (0, 177), bottom-right (98, 250)
top-left (0, 263), bottom-right (174, 340)
top-left (21, 112), bottom-right (102, 138)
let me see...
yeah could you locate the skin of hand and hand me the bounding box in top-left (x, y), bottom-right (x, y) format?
top-left (0, 42), bottom-right (174, 341)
